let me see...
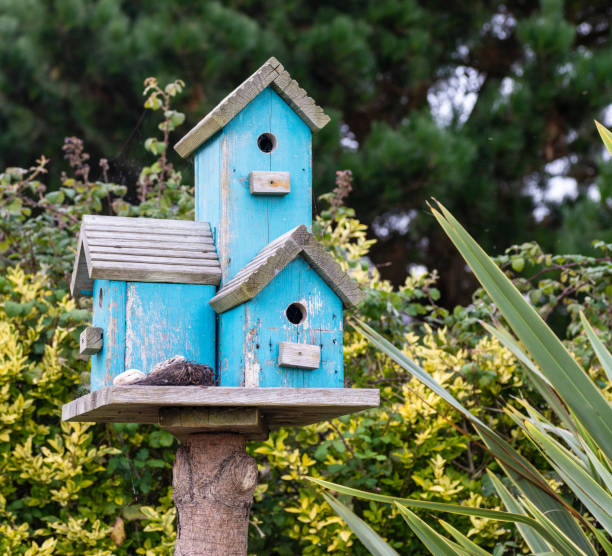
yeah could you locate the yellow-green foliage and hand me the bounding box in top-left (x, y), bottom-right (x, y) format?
top-left (249, 328), bottom-right (523, 554)
top-left (2, 195), bottom-right (605, 554)
top-left (246, 206), bottom-right (532, 555)
top-left (0, 267), bottom-right (176, 555)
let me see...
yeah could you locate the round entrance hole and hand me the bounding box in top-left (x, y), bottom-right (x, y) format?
top-left (286, 302), bottom-right (306, 325)
top-left (257, 132), bottom-right (277, 153)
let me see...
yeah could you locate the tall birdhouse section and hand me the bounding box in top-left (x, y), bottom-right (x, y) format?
top-left (174, 57), bottom-right (361, 389)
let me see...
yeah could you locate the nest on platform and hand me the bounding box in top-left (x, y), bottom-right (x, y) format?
top-left (135, 359), bottom-right (217, 386)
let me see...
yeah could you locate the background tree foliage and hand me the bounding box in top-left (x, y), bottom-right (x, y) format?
top-left (1, 0), bottom-right (611, 305)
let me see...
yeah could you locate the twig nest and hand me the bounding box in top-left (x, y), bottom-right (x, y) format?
top-left (150, 355), bottom-right (186, 376)
top-left (113, 369), bottom-right (146, 386)
top-left (135, 357), bottom-right (216, 386)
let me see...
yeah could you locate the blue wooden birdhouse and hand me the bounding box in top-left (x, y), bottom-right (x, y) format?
top-left (70, 57), bottom-right (363, 393)
top-left (174, 57), bottom-right (364, 388)
top-left (70, 216), bottom-right (221, 390)
top-left (64, 57), bottom-right (378, 439)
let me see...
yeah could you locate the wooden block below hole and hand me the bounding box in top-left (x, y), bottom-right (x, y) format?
top-left (249, 171), bottom-right (290, 195)
top-left (80, 327), bottom-right (103, 355)
top-left (159, 407), bottom-right (268, 440)
top-left (278, 342), bottom-right (321, 370)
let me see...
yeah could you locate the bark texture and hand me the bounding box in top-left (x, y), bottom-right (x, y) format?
top-left (173, 433), bottom-right (258, 556)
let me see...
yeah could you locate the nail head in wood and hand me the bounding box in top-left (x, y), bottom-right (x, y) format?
top-left (278, 341), bottom-right (321, 369)
top-left (249, 171), bottom-right (290, 195)
top-left (80, 326), bottom-right (103, 355)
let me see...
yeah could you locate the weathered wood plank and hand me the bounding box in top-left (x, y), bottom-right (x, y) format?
top-left (80, 326), bottom-right (103, 355)
top-left (249, 171), bottom-right (290, 195)
top-left (174, 57), bottom-right (330, 159)
top-left (88, 247), bottom-right (219, 260)
top-left (84, 224), bottom-right (212, 236)
top-left (90, 280), bottom-right (126, 391)
top-left (85, 231), bottom-right (214, 244)
top-left (124, 282), bottom-right (216, 376)
top-left (159, 407), bottom-right (266, 438)
top-left (86, 238), bottom-right (215, 251)
top-left (90, 262), bottom-right (221, 285)
top-left (278, 341), bottom-right (320, 370)
top-left (90, 253), bottom-right (221, 268)
top-left (174, 58), bottom-right (281, 158)
top-left (209, 224), bottom-right (364, 313)
top-left (62, 386), bottom-right (380, 429)
top-left (83, 214), bottom-right (210, 230)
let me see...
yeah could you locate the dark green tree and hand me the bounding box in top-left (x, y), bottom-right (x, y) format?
top-left (1, 0), bottom-right (611, 305)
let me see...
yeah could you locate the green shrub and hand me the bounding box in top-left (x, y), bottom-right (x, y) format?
top-left (2, 79), bottom-right (612, 554)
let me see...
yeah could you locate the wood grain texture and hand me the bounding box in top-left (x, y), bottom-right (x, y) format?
top-left (91, 280), bottom-right (126, 391)
top-left (80, 326), bottom-right (103, 355)
top-left (172, 434), bottom-right (258, 556)
top-left (159, 407), bottom-right (266, 438)
top-left (278, 341), bottom-right (320, 369)
top-left (249, 171), bottom-right (290, 195)
top-left (209, 224), bottom-right (364, 313)
top-left (198, 88), bottom-right (313, 288)
top-left (71, 215), bottom-right (220, 296)
top-left (124, 282), bottom-right (216, 377)
top-left (61, 386), bottom-right (380, 428)
top-left (174, 57), bottom-right (330, 158)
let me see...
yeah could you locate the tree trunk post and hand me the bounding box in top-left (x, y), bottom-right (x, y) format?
top-left (172, 433), bottom-right (258, 556)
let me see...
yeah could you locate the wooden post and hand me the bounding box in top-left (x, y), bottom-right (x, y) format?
top-left (172, 433), bottom-right (258, 555)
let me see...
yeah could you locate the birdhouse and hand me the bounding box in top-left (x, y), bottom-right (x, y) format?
top-left (174, 56), bottom-right (362, 388)
top-left (70, 216), bottom-right (220, 390)
top-left (64, 57), bottom-right (378, 435)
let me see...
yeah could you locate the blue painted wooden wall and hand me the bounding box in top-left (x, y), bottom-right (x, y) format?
top-left (90, 280), bottom-right (216, 391)
top-left (91, 279), bottom-right (126, 391)
top-left (195, 87), bottom-right (312, 283)
top-left (218, 257), bottom-right (343, 388)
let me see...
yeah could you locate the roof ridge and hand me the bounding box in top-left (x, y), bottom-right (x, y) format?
top-left (209, 226), bottom-right (363, 314)
top-left (174, 58), bottom-right (330, 158)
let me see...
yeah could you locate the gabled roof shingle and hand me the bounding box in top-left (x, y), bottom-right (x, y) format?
top-left (209, 225), bottom-right (364, 314)
top-left (70, 215), bottom-right (221, 296)
top-left (174, 57), bottom-right (331, 158)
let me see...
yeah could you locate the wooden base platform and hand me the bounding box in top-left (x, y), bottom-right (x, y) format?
top-left (62, 386), bottom-right (379, 438)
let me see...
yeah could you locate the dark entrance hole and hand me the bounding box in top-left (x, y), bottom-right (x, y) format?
top-left (257, 132), bottom-right (277, 153)
top-left (286, 302), bottom-right (306, 325)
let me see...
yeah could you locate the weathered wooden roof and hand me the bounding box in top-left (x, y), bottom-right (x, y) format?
top-left (174, 57), bottom-right (331, 158)
top-left (70, 215), bottom-right (221, 296)
top-left (209, 225), bottom-right (364, 314)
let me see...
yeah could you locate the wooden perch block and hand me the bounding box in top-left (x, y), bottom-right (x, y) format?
top-left (278, 342), bottom-right (320, 369)
top-left (249, 171), bottom-right (290, 195)
top-left (80, 327), bottom-right (103, 355)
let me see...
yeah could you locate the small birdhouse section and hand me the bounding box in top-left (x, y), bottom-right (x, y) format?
top-left (71, 215), bottom-right (220, 390)
top-left (209, 225), bottom-right (363, 387)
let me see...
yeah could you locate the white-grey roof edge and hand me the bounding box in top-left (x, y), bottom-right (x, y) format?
top-left (174, 57), bottom-right (331, 158)
top-left (209, 225), bottom-right (364, 314)
top-left (70, 215), bottom-right (221, 296)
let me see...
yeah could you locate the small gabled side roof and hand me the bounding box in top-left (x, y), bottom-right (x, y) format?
top-left (70, 215), bottom-right (221, 297)
top-left (174, 57), bottom-right (331, 158)
top-left (209, 225), bottom-right (364, 314)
